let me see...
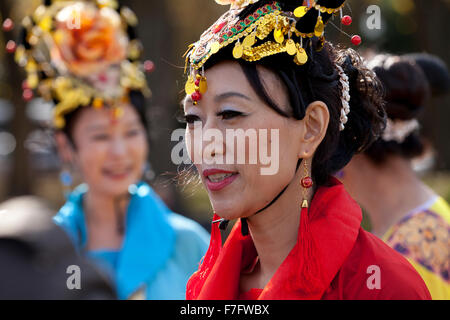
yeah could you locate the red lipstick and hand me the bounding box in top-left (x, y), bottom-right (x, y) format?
top-left (203, 169), bottom-right (239, 192)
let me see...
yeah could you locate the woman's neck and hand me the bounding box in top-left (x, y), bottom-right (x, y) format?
top-left (83, 188), bottom-right (129, 250)
top-left (350, 156), bottom-right (436, 238)
top-left (245, 168), bottom-right (310, 288)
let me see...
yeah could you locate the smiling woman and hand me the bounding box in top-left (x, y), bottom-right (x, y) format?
top-left (14, 0), bottom-right (210, 300)
top-left (181, 0), bottom-right (431, 300)
top-left (55, 102), bottom-right (148, 200)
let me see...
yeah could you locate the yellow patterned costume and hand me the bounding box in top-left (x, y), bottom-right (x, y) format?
top-left (383, 197), bottom-right (450, 299)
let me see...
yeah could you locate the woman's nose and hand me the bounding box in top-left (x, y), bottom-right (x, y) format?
top-left (109, 136), bottom-right (127, 157)
top-left (204, 133), bottom-right (224, 164)
top-left (191, 119), bottom-right (226, 164)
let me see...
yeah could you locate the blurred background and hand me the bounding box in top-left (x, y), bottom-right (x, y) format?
top-left (0, 0), bottom-right (449, 230)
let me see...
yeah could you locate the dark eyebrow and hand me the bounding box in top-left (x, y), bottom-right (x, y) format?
top-left (214, 92), bottom-right (251, 103)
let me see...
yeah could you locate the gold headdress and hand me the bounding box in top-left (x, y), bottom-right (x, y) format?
top-left (184, 0), bottom-right (360, 130)
top-left (4, 0), bottom-right (152, 129)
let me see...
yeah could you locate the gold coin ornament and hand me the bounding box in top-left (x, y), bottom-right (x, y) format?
top-left (210, 41), bottom-right (221, 54)
top-left (54, 116), bottom-right (65, 129)
top-left (185, 76), bottom-right (195, 95)
top-left (286, 39), bottom-right (297, 55)
top-left (233, 41), bottom-right (244, 59)
top-left (314, 16), bottom-right (324, 37)
top-left (294, 6), bottom-right (308, 18)
top-left (296, 47), bottom-right (308, 65)
top-left (274, 28), bottom-right (284, 44)
top-left (199, 77), bottom-right (208, 94)
top-left (242, 33), bottom-right (256, 48)
top-left (27, 73), bottom-right (39, 89)
top-left (92, 97), bottom-right (104, 109)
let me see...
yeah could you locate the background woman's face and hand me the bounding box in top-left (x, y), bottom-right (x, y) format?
top-left (70, 104), bottom-right (148, 197)
top-left (184, 61), bottom-right (302, 220)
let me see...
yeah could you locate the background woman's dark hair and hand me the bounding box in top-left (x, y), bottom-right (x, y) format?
top-left (363, 53), bottom-right (450, 163)
top-left (405, 53), bottom-right (450, 97)
top-left (60, 90), bottom-right (150, 148)
top-left (202, 1), bottom-right (386, 186)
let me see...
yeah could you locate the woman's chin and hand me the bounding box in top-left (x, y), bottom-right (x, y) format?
top-left (95, 175), bottom-right (140, 197)
top-left (211, 201), bottom-right (247, 221)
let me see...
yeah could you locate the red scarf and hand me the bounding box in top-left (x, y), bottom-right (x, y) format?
top-left (186, 177), bottom-right (362, 300)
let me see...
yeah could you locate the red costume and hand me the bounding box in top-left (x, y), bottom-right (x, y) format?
top-left (186, 178), bottom-right (431, 300)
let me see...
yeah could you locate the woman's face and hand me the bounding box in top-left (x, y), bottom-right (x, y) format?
top-left (67, 104), bottom-right (148, 197)
top-left (183, 61), bottom-right (305, 220)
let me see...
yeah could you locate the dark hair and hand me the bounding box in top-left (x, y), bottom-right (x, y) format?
top-left (404, 53), bottom-right (450, 97)
top-left (202, 3), bottom-right (385, 186)
top-left (364, 54), bottom-right (437, 163)
top-left (60, 90), bottom-right (150, 147)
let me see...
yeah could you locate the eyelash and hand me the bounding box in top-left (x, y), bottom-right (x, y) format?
top-left (218, 110), bottom-right (244, 120)
top-left (182, 110), bottom-right (244, 124)
top-left (183, 114), bottom-right (201, 124)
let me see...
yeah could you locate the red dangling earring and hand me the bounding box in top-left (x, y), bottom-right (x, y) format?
top-left (301, 160), bottom-right (313, 208)
top-left (300, 160), bottom-right (313, 243)
top-left (297, 159), bottom-right (320, 293)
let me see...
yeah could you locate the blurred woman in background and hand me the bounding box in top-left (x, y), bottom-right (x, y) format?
top-left (14, 0), bottom-right (208, 299)
top-left (340, 53), bottom-right (450, 299)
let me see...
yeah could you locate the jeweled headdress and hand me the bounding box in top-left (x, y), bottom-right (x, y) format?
top-left (4, 0), bottom-right (152, 129)
top-left (184, 0), bottom-right (360, 130)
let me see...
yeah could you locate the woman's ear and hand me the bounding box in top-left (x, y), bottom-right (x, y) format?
top-left (54, 132), bottom-right (75, 164)
top-left (298, 101), bottom-right (330, 159)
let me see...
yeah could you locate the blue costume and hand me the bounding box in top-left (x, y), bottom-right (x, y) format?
top-left (54, 182), bottom-right (209, 300)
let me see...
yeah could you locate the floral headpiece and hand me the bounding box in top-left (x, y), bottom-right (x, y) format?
top-left (184, 0), bottom-right (360, 131)
top-left (382, 118), bottom-right (420, 144)
top-left (4, 0), bottom-right (152, 129)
